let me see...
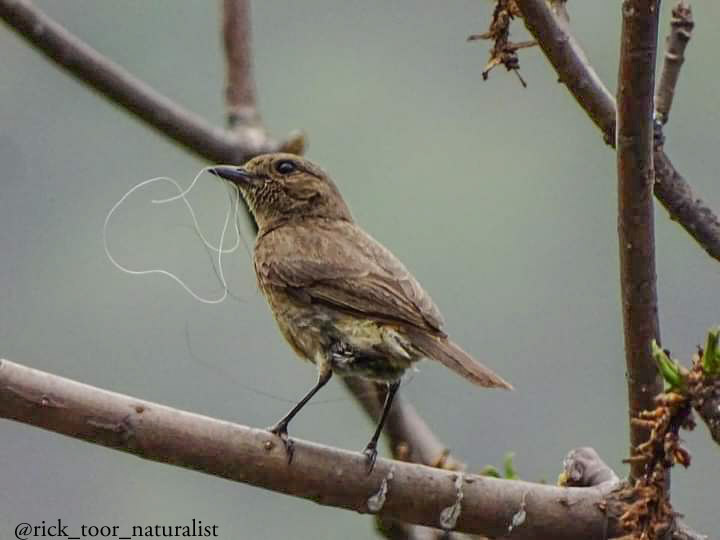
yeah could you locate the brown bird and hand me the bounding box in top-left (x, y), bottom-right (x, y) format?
top-left (210, 154), bottom-right (511, 471)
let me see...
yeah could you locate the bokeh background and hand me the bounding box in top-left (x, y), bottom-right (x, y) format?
top-left (1, 1), bottom-right (718, 537)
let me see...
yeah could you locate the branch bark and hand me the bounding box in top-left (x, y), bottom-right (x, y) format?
top-left (515, 0), bottom-right (616, 144)
top-left (653, 149), bottom-right (720, 260)
top-left (515, 0), bottom-right (720, 264)
top-left (655, 1), bottom-right (694, 125)
top-left (343, 378), bottom-right (467, 540)
top-left (222, 0), bottom-right (259, 128)
top-left (0, 0), bottom-right (301, 164)
top-left (616, 0), bottom-right (663, 481)
top-left (561, 447), bottom-right (620, 487)
top-left (0, 359), bottom-right (624, 539)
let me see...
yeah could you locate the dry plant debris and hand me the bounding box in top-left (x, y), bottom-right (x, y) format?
top-left (618, 331), bottom-right (720, 539)
top-left (468, 0), bottom-right (536, 87)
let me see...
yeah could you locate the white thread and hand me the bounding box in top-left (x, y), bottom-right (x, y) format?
top-left (153, 166), bottom-right (241, 254)
top-left (103, 169), bottom-right (242, 304)
top-left (152, 164), bottom-right (236, 205)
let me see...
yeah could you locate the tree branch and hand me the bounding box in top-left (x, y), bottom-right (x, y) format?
top-left (0, 0), bottom-right (302, 164)
top-left (514, 0), bottom-right (720, 264)
top-left (0, 358), bottom-right (625, 539)
top-left (616, 0), bottom-right (663, 481)
top-left (222, 0), bottom-right (259, 128)
top-left (515, 0), bottom-right (616, 144)
top-left (343, 378), bottom-right (467, 540)
top-left (650, 4), bottom-right (720, 259)
top-left (655, 1), bottom-right (694, 125)
top-left (653, 149), bottom-right (720, 260)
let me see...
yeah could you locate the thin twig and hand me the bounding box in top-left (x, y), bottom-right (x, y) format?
top-left (514, 0), bottom-right (720, 264)
top-left (0, 0), bottom-right (300, 164)
top-left (220, 0), bottom-right (268, 232)
top-left (0, 358), bottom-right (623, 540)
top-left (616, 0), bottom-right (663, 482)
top-left (655, 1), bottom-right (694, 125)
top-left (222, 0), bottom-right (259, 128)
top-left (650, 5), bottom-right (718, 258)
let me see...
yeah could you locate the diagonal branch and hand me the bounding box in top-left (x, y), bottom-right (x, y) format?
top-left (0, 358), bottom-right (625, 539)
top-left (0, 0), bottom-right (301, 165)
top-left (515, 0), bottom-right (616, 144)
top-left (615, 0), bottom-right (663, 481)
top-left (653, 149), bottom-right (720, 260)
top-left (649, 5), bottom-right (720, 260)
top-left (514, 0), bottom-right (720, 264)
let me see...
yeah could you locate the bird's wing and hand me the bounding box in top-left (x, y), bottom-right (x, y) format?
top-left (255, 220), bottom-right (445, 332)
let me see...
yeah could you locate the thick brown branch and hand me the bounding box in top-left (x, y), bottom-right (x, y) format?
top-left (616, 0), bottom-right (663, 481)
top-left (343, 379), bottom-right (466, 540)
top-left (515, 0), bottom-right (720, 264)
top-left (0, 0), bottom-right (294, 164)
top-left (0, 358), bottom-right (624, 539)
top-left (655, 1), bottom-right (694, 124)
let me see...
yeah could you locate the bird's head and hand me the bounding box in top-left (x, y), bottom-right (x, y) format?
top-left (210, 153), bottom-right (353, 231)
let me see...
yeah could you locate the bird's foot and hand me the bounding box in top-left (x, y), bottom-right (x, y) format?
top-left (363, 442), bottom-right (378, 474)
top-left (267, 422), bottom-right (295, 464)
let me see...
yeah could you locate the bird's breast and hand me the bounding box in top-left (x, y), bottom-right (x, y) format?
top-left (257, 282), bottom-right (421, 379)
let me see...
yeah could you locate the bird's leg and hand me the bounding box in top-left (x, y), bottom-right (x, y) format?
top-left (267, 367), bottom-right (332, 464)
top-left (362, 380), bottom-right (401, 474)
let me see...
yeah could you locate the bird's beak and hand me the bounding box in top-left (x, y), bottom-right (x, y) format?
top-left (208, 166), bottom-right (256, 187)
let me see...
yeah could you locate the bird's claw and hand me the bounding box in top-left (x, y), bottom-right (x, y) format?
top-left (363, 443), bottom-right (378, 474)
top-left (268, 423), bottom-right (295, 464)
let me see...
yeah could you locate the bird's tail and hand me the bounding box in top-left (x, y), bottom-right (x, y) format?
top-left (407, 331), bottom-right (512, 389)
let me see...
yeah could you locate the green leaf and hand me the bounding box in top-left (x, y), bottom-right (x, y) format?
top-left (480, 452), bottom-right (519, 479)
top-left (503, 452), bottom-right (518, 480)
top-left (703, 328), bottom-right (720, 374)
top-left (652, 340), bottom-right (683, 390)
top-left (479, 465), bottom-right (501, 478)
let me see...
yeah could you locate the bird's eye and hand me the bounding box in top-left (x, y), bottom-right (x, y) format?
top-left (275, 160), bottom-right (297, 175)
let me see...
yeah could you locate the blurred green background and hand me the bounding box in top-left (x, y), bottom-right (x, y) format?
top-left (1, 1), bottom-right (718, 537)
